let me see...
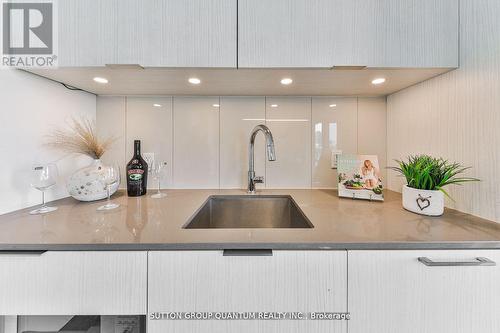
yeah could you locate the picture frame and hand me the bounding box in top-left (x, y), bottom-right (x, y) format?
top-left (337, 154), bottom-right (384, 201)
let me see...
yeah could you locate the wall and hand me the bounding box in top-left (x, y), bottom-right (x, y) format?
top-left (0, 70), bottom-right (96, 215)
top-left (97, 96), bottom-right (386, 190)
top-left (387, 0), bottom-right (500, 222)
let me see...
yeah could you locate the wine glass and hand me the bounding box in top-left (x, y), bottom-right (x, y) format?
top-left (150, 161), bottom-right (168, 199)
top-left (97, 164), bottom-right (120, 211)
top-left (30, 163), bottom-right (59, 215)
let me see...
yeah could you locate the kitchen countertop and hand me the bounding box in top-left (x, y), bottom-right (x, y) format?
top-left (1, 189), bottom-right (500, 251)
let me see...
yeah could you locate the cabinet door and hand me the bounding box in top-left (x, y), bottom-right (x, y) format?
top-left (0, 251), bottom-right (147, 315)
top-left (142, 0), bottom-right (237, 67)
top-left (58, 0), bottom-right (237, 67)
top-left (238, 0), bottom-right (458, 68)
top-left (349, 250), bottom-right (500, 333)
top-left (148, 250), bottom-right (347, 333)
top-left (58, 0), bottom-right (146, 67)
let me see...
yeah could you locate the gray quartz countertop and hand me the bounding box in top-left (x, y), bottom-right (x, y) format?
top-left (1, 189), bottom-right (500, 251)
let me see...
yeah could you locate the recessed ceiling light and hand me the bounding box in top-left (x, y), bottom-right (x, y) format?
top-left (371, 78), bottom-right (386, 85)
top-left (280, 78), bottom-right (293, 85)
top-left (329, 104), bottom-right (337, 108)
top-left (93, 77), bottom-right (108, 84)
top-left (188, 77), bottom-right (201, 85)
top-left (270, 104), bottom-right (278, 108)
top-left (212, 104), bottom-right (220, 107)
top-left (153, 104), bottom-right (162, 107)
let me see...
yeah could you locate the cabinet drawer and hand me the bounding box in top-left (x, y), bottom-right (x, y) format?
top-left (148, 250), bottom-right (347, 333)
top-left (0, 251), bottom-right (147, 315)
top-left (349, 250), bottom-right (500, 333)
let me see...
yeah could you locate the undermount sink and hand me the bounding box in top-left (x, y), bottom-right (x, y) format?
top-left (183, 195), bottom-right (314, 229)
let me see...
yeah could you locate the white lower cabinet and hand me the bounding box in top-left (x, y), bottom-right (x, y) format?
top-left (148, 250), bottom-right (347, 333)
top-left (0, 251), bottom-right (147, 315)
top-left (4, 248), bottom-right (498, 332)
top-left (348, 250), bottom-right (500, 333)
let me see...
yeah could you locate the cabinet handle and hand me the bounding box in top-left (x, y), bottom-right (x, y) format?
top-left (418, 257), bottom-right (496, 267)
top-left (223, 249), bottom-right (273, 257)
top-left (0, 250), bottom-right (47, 256)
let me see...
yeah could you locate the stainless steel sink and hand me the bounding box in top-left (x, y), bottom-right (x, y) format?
top-left (183, 195), bottom-right (314, 229)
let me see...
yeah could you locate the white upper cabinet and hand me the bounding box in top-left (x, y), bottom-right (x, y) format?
top-left (238, 0), bottom-right (459, 68)
top-left (59, 0), bottom-right (457, 68)
top-left (58, 0), bottom-right (237, 67)
top-left (58, 0), bottom-right (147, 67)
top-left (142, 0), bottom-right (237, 67)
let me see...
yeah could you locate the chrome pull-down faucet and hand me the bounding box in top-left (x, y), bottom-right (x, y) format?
top-left (248, 124), bottom-right (276, 194)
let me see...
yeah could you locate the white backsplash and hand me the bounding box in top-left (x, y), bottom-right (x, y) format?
top-left (127, 97), bottom-right (174, 188)
top-left (265, 97), bottom-right (312, 188)
top-left (312, 97), bottom-right (358, 188)
top-left (173, 97), bottom-right (220, 188)
top-left (0, 70), bottom-right (96, 215)
top-left (220, 97), bottom-right (266, 188)
top-left (97, 96), bottom-right (386, 190)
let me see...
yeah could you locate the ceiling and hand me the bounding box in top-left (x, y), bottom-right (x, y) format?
top-left (27, 67), bottom-right (452, 96)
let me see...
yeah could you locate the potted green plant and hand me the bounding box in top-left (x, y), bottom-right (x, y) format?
top-left (390, 155), bottom-right (479, 216)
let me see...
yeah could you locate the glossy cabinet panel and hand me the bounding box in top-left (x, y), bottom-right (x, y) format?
top-left (173, 97), bottom-right (220, 189)
top-left (265, 97), bottom-right (312, 188)
top-left (311, 98), bottom-right (357, 188)
top-left (358, 97), bottom-right (387, 186)
top-left (127, 97), bottom-right (173, 189)
top-left (96, 97), bottom-right (127, 188)
top-left (97, 96), bottom-right (386, 190)
top-left (219, 97), bottom-right (266, 189)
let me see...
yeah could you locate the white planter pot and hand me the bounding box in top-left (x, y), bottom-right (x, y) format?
top-left (67, 159), bottom-right (120, 202)
top-left (402, 185), bottom-right (444, 216)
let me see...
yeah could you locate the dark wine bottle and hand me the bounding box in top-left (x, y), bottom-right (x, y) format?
top-left (126, 140), bottom-right (148, 197)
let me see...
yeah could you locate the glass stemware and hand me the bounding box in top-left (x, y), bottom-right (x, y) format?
top-left (97, 164), bottom-right (121, 211)
top-left (30, 163), bottom-right (59, 215)
top-left (151, 161), bottom-right (168, 199)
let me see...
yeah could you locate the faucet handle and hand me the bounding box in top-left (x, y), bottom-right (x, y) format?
top-left (253, 176), bottom-right (264, 184)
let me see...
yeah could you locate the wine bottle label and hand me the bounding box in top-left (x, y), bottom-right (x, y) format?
top-left (128, 169), bottom-right (144, 181)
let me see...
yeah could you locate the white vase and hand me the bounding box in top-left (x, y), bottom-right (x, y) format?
top-left (402, 185), bottom-right (444, 216)
top-left (67, 159), bottom-right (120, 202)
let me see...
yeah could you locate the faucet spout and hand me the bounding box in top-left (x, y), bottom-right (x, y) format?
top-left (266, 136), bottom-right (276, 161)
top-left (248, 124), bottom-right (276, 194)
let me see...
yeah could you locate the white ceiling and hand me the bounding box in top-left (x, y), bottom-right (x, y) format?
top-left (27, 67), bottom-right (452, 96)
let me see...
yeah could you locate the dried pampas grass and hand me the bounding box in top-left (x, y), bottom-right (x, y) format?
top-left (45, 116), bottom-right (115, 159)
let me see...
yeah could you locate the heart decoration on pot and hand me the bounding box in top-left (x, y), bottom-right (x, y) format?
top-left (416, 194), bottom-right (431, 211)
